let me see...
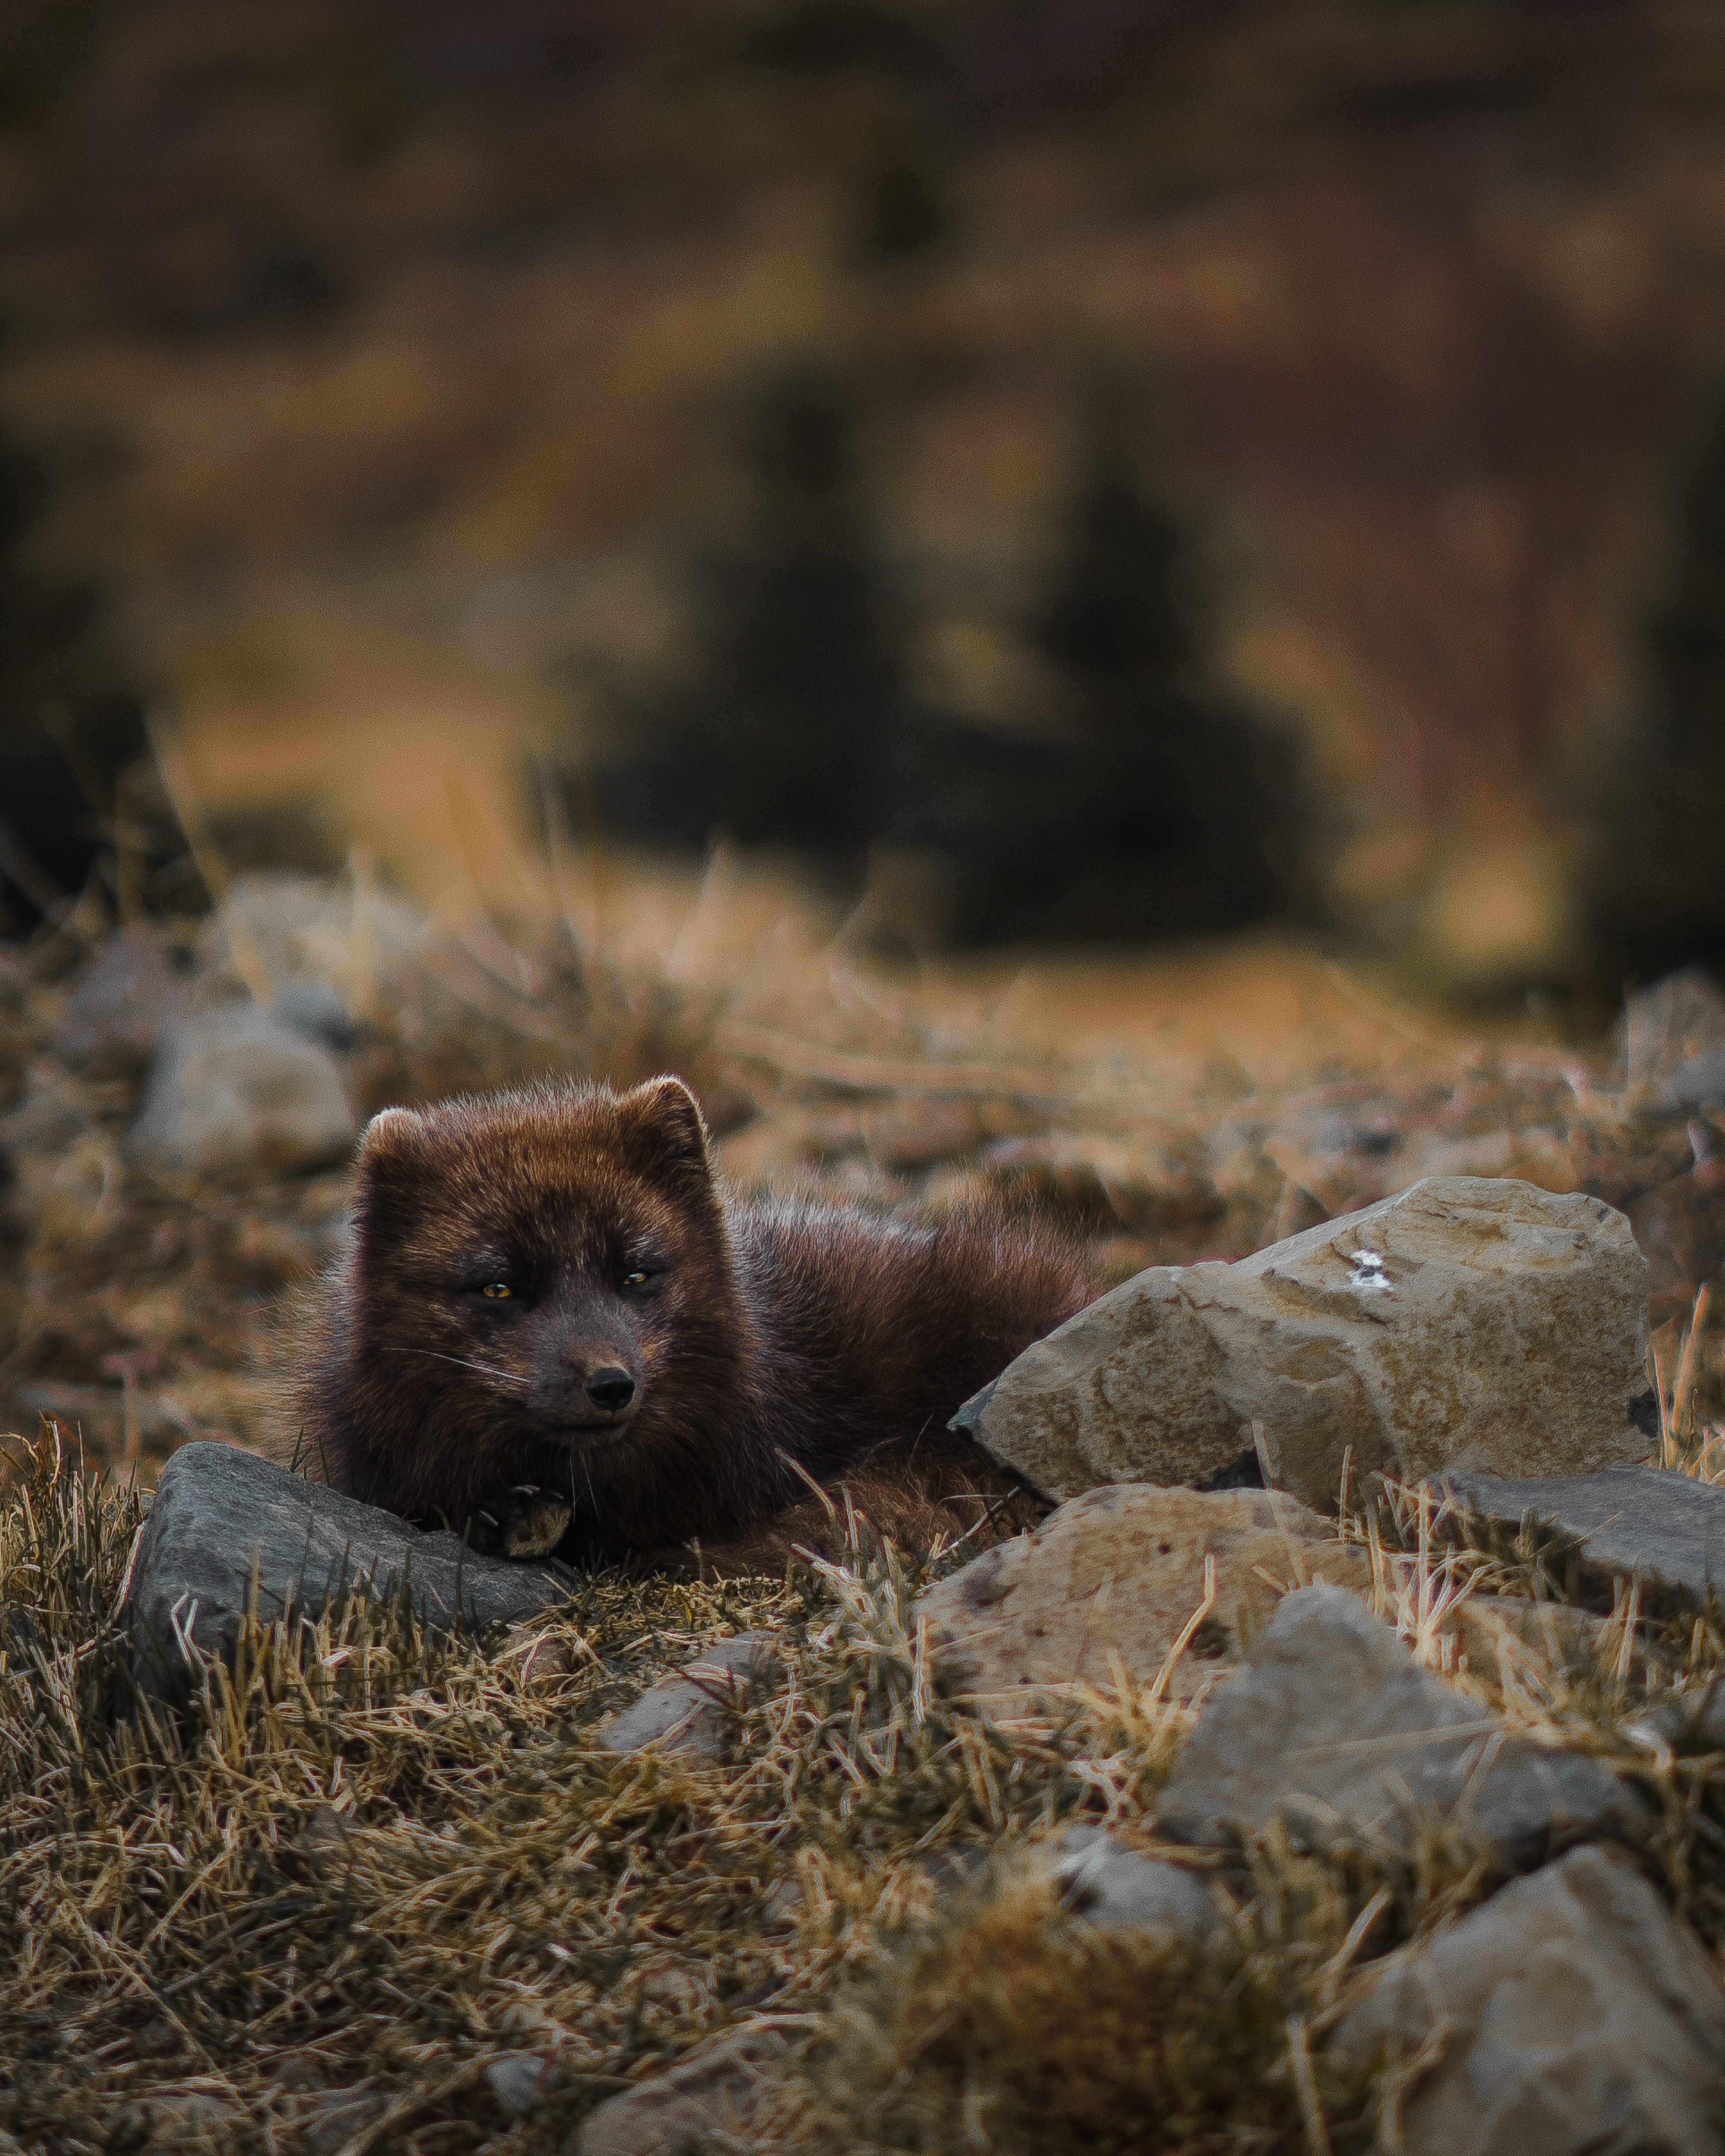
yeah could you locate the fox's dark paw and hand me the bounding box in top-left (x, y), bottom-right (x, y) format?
top-left (463, 1485), bottom-right (572, 1560)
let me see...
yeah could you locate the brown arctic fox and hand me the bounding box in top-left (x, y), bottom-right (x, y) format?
top-left (286, 1075), bottom-right (1088, 1566)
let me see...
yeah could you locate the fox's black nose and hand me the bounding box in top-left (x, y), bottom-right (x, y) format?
top-left (586, 1367), bottom-right (637, 1414)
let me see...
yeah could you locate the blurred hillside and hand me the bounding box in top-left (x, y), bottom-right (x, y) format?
top-left (3, 0), bottom-right (1725, 994)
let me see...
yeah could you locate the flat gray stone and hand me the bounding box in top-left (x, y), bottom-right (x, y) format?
top-left (1332, 1846), bottom-right (1725, 2156)
top-left (1156, 1584), bottom-right (1643, 1867)
top-left (954, 1177), bottom-right (1652, 1516)
top-left (1052, 1827), bottom-right (1225, 1939)
top-left (575, 2025), bottom-right (791, 2156)
top-left (122, 1442), bottom-right (574, 1696)
top-left (1438, 1465), bottom-right (1725, 1613)
top-left (597, 1633), bottom-right (776, 1759)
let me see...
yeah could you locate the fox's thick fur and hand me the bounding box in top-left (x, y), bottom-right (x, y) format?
top-left (284, 1076), bottom-right (1089, 1566)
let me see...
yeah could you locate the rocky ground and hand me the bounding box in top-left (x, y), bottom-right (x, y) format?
top-left (8, 875), bottom-right (1725, 2152)
top-left (6, 867), bottom-right (1725, 1477)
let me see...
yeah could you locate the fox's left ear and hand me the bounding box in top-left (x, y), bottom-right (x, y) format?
top-left (618, 1075), bottom-right (712, 1183)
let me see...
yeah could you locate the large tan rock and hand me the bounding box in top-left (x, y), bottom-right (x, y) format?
top-left (1331, 1846), bottom-right (1725, 2156)
top-left (915, 1484), bottom-right (1371, 1709)
top-left (954, 1176), bottom-right (1653, 1513)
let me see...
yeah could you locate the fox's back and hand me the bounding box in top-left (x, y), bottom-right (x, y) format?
top-left (730, 1197), bottom-right (1088, 1480)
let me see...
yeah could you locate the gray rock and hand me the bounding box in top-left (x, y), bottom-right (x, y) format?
top-left (53, 927), bottom-right (187, 1076)
top-left (1331, 1846), bottom-right (1725, 2156)
top-left (122, 1441), bottom-right (574, 1697)
top-left (133, 1004), bottom-right (356, 1180)
top-left (110, 2091), bottom-right (243, 2147)
top-left (598, 1633), bottom-right (776, 1760)
top-left (1617, 967), bottom-right (1725, 1098)
top-left (272, 977), bottom-right (361, 1050)
top-left (297, 2086), bottom-right (385, 2153)
top-left (1052, 1826), bottom-right (1225, 1939)
top-left (1156, 1585), bottom-right (1643, 1867)
top-left (202, 870), bottom-right (429, 1000)
top-left (954, 1176), bottom-right (1652, 1515)
top-left (483, 2052), bottom-right (559, 2118)
top-left (575, 2025), bottom-right (791, 2156)
top-left (1439, 1464), bottom-right (1725, 1615)
top-left (1652, 1047), bottom-right (1725, 1119)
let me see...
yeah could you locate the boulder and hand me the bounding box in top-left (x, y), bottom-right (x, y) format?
top-left (598, 1633), bottom-right (775, 1759)
top-left (916, 1484), bottom-right (1371, 1709)
top-left (132, 1003), bottom-right (356, 1180)
top-left (122, 1441), bottom-right (574, 1697)
top-left (575, 2025), bottom-right (791, 2156)
top-left (1051, 1826), bottom-right (1226, 1940)
top-left (1438, 1464), bottom-right (1725, 1615)
top-left (954, 1176), bottom-right (1653, 1515)
top-left (1155, 1585), bottom-right (1643, 1868)
top-left (1331, 1846), bottom-right (1725, 2156)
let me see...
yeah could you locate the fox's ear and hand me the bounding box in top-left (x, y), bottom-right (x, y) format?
top-left (353, 1106), bottom-right (433, 1239)
top-left (618, 1075), bottom-right (712, 1182)
top-left (359, 1106), bottom-right (427, 1163)
top-left (356, 1106), bottom-right (431, 1193)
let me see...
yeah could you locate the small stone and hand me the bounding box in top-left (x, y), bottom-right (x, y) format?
top-left (575, 2026), bottom-right (791, 2156)
top-left (916, 1484), bottom-right (1371, 1707)
top-left (52, 926), bottom-right (187, 1076)
top-left (1617, 968), bottom-right (1725, 1102)
top-left (1156, 1584), bottom-right (1643, 1868)
top-left (1051, 1827), bottom-right (1225, 1940)
top-left (123, 1441), bottom-right (575, 1699)
top-left (297, 2086), bottom-right (384, 2153)
top-left (955, 1176), bottom-right (1652, 1515)
top-left (133, 1004), bottom-right (356, 1181)
top-left (1331, 1846), bottom-right (1725, 2156)
top-left (1438, 1464), bottom-right (1725, 1616)
top-left (272, 977), bottom-right (360, 1050)
top-left (598, 1634), bottom-right (775, 1759)
top-left (483, 2052), bottom-right (559, 2118)
top-left (495, 1621), bottom-right (575, 1686)
top-left (110, 2092), bottom-right (243, 2148)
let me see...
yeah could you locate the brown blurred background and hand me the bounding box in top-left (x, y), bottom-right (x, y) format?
top-left (5, 0), bottom-right (1725, 1027)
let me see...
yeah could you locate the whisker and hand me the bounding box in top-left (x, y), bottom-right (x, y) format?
top-left (389, 1347), bottom-right (532, 1387)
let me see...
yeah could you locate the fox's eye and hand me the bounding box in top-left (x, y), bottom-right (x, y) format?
top-left (481, 1282), bottom-right (513, 1300)
top-left (621, 1269), bottom-right (650, 1289)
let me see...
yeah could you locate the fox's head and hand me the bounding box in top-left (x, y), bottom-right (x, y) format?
top-left (345, 1075), bottom-right (748, 1522)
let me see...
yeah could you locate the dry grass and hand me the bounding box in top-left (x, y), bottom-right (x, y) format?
top-left (0, 1421), bottom-right (1723, 2154)
top-left (7, 883), bottom-right (1725, 2147)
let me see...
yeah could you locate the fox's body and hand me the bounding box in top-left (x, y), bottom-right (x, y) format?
top-left (288, 1077), bottom-right (1088, 1564)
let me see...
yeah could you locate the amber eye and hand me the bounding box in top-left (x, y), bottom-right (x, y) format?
top-left (621, 1269), bottom-right (650, 1289)
top-left (481, 1282), bottom-right (513, 1300)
